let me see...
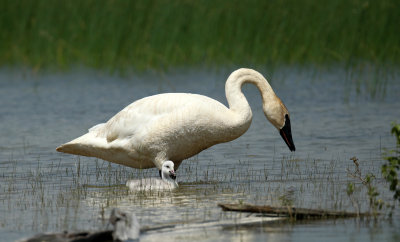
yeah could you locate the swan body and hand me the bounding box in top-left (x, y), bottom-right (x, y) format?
top-left (126, 160), bottom-right (178, 191)
top-left (110, 208), bottom-right (140, 241)
top-left (57, 68), bottom-right (295, 170)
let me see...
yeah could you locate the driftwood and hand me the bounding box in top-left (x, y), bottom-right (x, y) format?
top-left (20, 208), bottom-right (139, 242)
top-left (218, 203), bottom-right (369, 220)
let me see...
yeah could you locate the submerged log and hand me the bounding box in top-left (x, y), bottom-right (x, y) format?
top-left (218, 203), bottom-right (369, 219)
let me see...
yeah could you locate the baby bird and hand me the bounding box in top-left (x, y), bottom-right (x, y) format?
top-left (126, 161), bottom-right (178, 191)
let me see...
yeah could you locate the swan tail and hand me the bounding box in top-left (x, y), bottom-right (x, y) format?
top-left (56, 132), bottom-right (108, 157)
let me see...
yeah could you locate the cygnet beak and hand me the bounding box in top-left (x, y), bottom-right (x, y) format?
top-left (169, 170), bottom-right (176, 180)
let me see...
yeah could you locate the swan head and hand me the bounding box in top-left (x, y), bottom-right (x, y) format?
top-left (161, 160), bottom-right (176, 180)
top-left (263, 98), bottom-right (296, 152)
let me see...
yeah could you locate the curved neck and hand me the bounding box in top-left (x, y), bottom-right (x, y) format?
top-left (161, 171), bottom-right (169, 180)
top-left (225, 68), bottom-right (276, 120)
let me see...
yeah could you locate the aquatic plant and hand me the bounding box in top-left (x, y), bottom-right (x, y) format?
top-left (347, 128), bottom-right (400, 218)
top-left (382, 122), bottom-right (400, 202)
top-left (346, 157), bottom-right (383, 217)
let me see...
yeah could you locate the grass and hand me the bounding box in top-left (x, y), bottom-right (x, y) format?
top-left (1, 0), bottom-right (399, 71)
top-left (0, 154), bottom-right (396, 234)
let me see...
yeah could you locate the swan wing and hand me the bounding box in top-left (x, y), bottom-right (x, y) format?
top-left (98, 93), bottom-right (230, 143)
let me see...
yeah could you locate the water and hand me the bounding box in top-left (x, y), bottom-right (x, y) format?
top-left (0, 67), bottom-right (399, 241)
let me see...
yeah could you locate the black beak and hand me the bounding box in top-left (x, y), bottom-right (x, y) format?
top-left (169, 170), bottom-right (176, 180)
top-left (279, 114), bottom-right (296, 152)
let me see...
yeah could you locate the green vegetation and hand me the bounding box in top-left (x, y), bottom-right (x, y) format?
top-left (382, 123), bottom-right (400, 202)
top-left (1, 0), bottom-right (399, 71)
top-left (347, 157), bottom-right (384, 217)
top-left (346, 124), bottom-right (400, 218)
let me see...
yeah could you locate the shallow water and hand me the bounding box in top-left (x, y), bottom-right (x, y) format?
top-left (0, 67), bottom-right (399, 241)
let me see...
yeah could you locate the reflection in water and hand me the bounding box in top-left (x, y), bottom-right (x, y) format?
top-left (0, 67), bottom-right (399, 241)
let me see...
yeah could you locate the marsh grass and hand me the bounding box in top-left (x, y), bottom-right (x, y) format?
top-left (0, 147), bottom-right (397, 239)
top-left (1, 155), bottom-right (393, 231)
top-left (1, 0), bottom-right (399, 71)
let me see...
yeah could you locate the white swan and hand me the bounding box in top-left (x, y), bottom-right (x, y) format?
top-left (110, 208), bottom-right (140, 241)
top-left (126, 160), bottom-right (178, 191)
top-left (56, 68), bottom-right (295, 171)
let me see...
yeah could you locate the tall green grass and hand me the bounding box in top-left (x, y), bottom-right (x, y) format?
top-left (0, 0), bottom-right (399, 70)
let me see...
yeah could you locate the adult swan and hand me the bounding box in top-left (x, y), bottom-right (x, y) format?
top-left (57, 68), bottom-right (295, 171)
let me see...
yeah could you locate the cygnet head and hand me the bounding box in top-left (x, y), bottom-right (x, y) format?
top-left (161, 160), bottom-right (176, 181)
top-left (263, 97), bottom-right (296, 152)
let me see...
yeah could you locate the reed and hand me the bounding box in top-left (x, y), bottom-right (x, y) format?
top-left (0, 0), bottom-right (399, 71)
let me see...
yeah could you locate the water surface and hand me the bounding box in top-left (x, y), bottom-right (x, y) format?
top-left (0, 67), bottom-right (399, 241)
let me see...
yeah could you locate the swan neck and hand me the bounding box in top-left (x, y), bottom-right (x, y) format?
top-left (163, 175), bottom-right (178, 187)
top-left (161, 171), bottom-right (177, 186)
top-left (225, 69), bottom-right (275, 114)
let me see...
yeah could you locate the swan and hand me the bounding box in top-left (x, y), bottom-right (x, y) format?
top-left (126, 160), bottom-right (178, 191)
top-left (109, 208), bottom-right (140, 241)
top-left (56, 68), bottom-right (295, 171)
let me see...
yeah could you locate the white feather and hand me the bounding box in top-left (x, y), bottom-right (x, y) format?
top-left (56, 68), bottom-right (292, 170)
top-left (126, 161), bottom-right (178, 191)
